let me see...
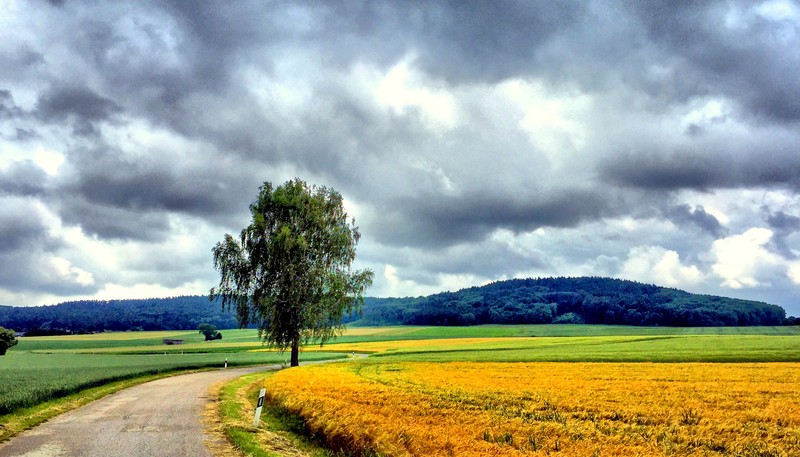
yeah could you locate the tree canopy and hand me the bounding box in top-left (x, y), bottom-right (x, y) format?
top-left (210, 179), bottom-right (373, 366)
top-left (0, 326), bottom-right (17, 355)
top-left (198, 323), bottom-right (221, 340)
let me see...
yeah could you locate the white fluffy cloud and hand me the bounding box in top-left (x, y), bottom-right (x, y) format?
top-left (622, 246), bottom-right (704, 287)
top-left (710, 228), bottom-right (781, 289)
top-left (790, 263), bottom-right (800, 285)
top-left (47, 257), bottom-right (95, 287)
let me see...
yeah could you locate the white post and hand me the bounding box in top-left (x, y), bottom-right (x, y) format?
top-left (253, 388), bottom-right (266, 427)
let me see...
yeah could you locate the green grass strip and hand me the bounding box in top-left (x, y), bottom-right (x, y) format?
top-left (217, 371), bottom-right (336, 457)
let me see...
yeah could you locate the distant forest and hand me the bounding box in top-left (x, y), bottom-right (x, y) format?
top-left (0, 277), bottom-right (793, 334)
top-left (0, 297), bottom-right (241, 335)
top-left (357, 277), bottom-right (790, 327)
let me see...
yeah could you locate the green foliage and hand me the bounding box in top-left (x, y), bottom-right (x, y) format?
top-left (355, 277), bottom-right (786, 327)
top-left (0, 326), bottom-right (17, 355)
top-left (553, 312), bottom-right (585, 324)
top-left (198, 323), bottom-right (219, 341)
top-left (211, 179), bottom-right (373, 366)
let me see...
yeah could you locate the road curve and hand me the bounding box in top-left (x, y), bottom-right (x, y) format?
top-left (0, 364), bottom-right (282, 457)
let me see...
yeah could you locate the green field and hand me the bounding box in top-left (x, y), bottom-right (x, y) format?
top-left (18, 324), bottom-right (800, 353)
top-left (3, 324), bottom-right (799, 424)
top-left (1, 329), bottom-right (353, 419)
top-left (362, 324), bottom-right (800, 338)
top-left (0, 350), bottom-right (341, 416)
top-left (363, 334), bottom-right (800, 362)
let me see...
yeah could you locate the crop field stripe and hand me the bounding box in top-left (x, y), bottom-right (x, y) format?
top-left (362, 334), bottom-right (800, 363)
top-left (262, 361), bottom-right (800, 456)
top-left (15, 325), bottom-right (800, 352)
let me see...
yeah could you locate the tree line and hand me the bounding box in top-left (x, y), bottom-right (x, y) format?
top-left (352, 277), bottom-right (790, 327)
top-left (0, 277), bottom-right (793, 335)
top-left (0, 296), bottom-right (241, 335)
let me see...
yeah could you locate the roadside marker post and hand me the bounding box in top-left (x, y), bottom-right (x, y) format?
top-left (253, 388), bottom-right (266, 427)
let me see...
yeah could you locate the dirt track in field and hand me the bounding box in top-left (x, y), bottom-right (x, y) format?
top-left (0, 365), bottom-right (280, 457)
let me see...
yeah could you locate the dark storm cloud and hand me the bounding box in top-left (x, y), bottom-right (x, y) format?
top-left (405, 1), bottom-right (585, 83)
top-left (0, 198), bottom-right (93, 296)
top-left (36, 86), bottom-right (120, 123)
top-left (51, 144), bottom-right (261, 240)
top-left (160, 1), bottom-right (279, 52)
top-left (121, 0), bottom-right (799, 195)
top-left (0, 250), bottom-right (96, 296)
top-left (0, 90), bottom-right (23, 119)
top-left (426, 241), bottom-right (548, 278)
top-left (86, 146), bottom-right (228, 211)
top-left (2, 0), bottom-right (800, 307)
top-left (158, 0), bottom-right (582, 84)
top-left (665, 204), bottom-right (726, 238)
top-left (0, 161), bottom-right (49, 197)
top-left (35, 86), bottom-right (122, 136)
top-left (601, 145), bottom-right (800, 192)
top-left (601, 151), bottom-right (725, 191)
top-left (65, 155), bottom-right (213, 213)
top-left (0, 198), bottom-right (57, 253)
top-left (767, 210), bottom-right (800, 232)
top-left (0, 45), bottom-right (44, 81)
top-left (765, 210), bottom-right (800, 259)
top-left (629, 1), bottom-right (800, 122)
top-left (23, 1), bottom-right (583, 142)
top-left (56, 197), bottom-right (171, 241)
top-left (14, 128), bottom-right (39, 141)
top-left (164, 0), bottom-right (570, 84)
top-left (375, 189), bottom-right (612, 248)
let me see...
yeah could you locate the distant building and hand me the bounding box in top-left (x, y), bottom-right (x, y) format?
top-left (162, 339), bottom-right (184, 345)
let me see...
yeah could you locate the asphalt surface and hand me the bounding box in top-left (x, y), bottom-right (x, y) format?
top-left (0, 364), bottom-right (282, 457)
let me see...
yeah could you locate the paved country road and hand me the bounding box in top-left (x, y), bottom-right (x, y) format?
top-left (0, 364), bottom-right (283, 457)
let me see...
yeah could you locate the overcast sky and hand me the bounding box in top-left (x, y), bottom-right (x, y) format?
top-left (1, 1), bottom-right (799, 315)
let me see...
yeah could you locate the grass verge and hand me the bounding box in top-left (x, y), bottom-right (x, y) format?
top-left (213, 371), bottom-right (338, 457)
top-left (0, 367), bottom-right (212, 443)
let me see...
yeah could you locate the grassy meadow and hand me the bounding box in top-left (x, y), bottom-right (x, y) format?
top-left (21, 324), bottom-right (800, 354)
top-left (0, 328), bottom-right (351, 441)
top-left (0, 350), bottom-right (341, 416)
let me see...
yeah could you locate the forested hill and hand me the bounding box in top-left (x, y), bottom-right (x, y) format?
top-left (0, 277), bottom-right (790, 334)
top-left (356, 277), bottom-right (788, 327)
top-left (0, 297), bottom-right (240, 334)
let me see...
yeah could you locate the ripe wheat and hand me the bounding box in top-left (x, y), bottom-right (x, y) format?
top-left (263, 362), bottom-right (800, 456)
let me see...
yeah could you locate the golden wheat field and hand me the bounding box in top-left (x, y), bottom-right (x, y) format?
top-left (263, 362), bottom-right (800, 456)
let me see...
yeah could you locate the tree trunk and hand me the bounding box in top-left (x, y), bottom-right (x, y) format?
top-left (290, 338), bottom-right (299, 367)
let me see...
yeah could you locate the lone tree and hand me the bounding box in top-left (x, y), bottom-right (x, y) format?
top-left (0, 326), bottom-right (18, 355)
top-left (198, 323), bottom-right (221, 341)
top-left (210, 179), bottom-right (373, 366)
